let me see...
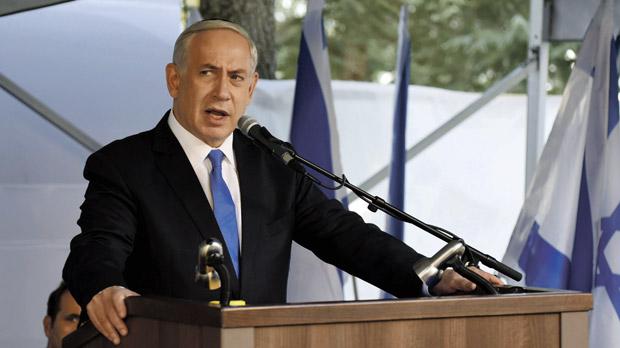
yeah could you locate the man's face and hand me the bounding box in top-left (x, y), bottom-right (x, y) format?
top-left (166, 29), bottom-right (259, 147)
top-left (43, 291), bottom-right (81, 348)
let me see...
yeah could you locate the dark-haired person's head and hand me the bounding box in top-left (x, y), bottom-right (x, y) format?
top-left (43, 282), bottom-right (81, 348)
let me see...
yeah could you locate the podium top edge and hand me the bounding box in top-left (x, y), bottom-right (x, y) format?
top-left (124, 291), bottom-right (592, 328)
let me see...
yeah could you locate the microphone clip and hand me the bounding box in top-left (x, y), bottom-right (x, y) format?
top-left (413, 239), bottom-right (466, 289)
top-left (414, 239), bottom-right (499, 295)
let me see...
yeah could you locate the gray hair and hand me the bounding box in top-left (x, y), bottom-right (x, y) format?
top-left (172, 19), bottom-right (258, 73)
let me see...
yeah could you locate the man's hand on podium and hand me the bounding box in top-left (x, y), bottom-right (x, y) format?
top-left (86, 285), bottom-right (140, 346)
top-left (431, 267), bottom-right (503, 295)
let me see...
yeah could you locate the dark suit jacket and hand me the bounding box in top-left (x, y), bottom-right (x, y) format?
top-left (63, 112), bottom-right (424, 309)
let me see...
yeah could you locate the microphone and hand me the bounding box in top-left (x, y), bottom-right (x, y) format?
top-left (195, 238), bottom-right (224, 290)
top-left (195, 238), bottom-right (230, 305)
top-left (413, 239), bottom-right (466, 289)
top-left (238, 116), bottom-right (301, 170)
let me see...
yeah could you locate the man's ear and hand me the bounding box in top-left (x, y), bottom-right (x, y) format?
top-left (43, 315), bottom-right (52, 338)
top-left (165, 63), bottom-right (181, 98)
top-left (247, 71), bottom-right (259, 99)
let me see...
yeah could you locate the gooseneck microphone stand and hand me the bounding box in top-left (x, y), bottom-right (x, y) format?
top-left (287, 147), bottom-right (522, 294)
top-left (237, 116), bottom-right (522, 294)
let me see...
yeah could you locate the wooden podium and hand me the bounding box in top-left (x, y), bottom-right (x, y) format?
top-left (64, 291), bottom-right (592, 348)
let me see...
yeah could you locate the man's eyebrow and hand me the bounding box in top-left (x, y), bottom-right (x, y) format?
top-left (229, 68), bottom-right (248, 75)
top-left (198, 64), bottom-right (248, 75)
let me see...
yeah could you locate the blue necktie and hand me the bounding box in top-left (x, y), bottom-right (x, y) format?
top-left (208, 149), bottom-right (240, 276)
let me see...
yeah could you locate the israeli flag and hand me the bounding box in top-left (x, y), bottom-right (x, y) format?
top-left (286, 0), bottom-right (345, 303)
top-left (381, 5), bottom-right (411, 300)
top-left (591, 35), bottom-right (620, 348)
top-left (386, 5), bottom-right (411, 243)
top-left (503, 1), bottom-right (619, 346)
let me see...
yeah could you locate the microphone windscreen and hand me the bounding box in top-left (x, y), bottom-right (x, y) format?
top-left (238, 115), bottom-right (259, 135)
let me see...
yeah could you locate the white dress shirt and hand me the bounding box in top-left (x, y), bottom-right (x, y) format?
top-left (168, 110), bottom-right (243, 247)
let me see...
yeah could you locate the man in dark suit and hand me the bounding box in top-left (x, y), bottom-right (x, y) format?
top-left (63, 19), bottom-right (501, 345)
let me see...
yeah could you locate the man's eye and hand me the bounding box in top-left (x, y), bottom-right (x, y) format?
top-left (200, 70), bottom-right (213, 76)
top-left (231, 74), bottom-right (245, 81)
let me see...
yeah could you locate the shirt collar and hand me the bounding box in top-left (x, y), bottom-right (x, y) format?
top-left (168, 109), bottom-right (236, 169)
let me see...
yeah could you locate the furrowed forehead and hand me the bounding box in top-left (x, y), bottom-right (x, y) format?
top-left (173, 20), bottom-right (258, 72)
top-left (186, 31), bottom-right (254, 70)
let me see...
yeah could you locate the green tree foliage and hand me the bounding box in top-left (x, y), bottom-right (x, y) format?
top-left (275, 0), bottom-right (578, 93)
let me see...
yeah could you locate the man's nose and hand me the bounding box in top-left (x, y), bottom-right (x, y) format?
top-left (213, 74), bottom-right (231, 100)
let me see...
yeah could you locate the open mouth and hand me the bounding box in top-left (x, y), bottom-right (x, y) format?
top-left (205, 107), bottom-right (230, 117)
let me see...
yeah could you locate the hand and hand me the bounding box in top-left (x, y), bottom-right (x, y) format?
top-left (86, 286), bottom-right (140, 345)
top-left (431, 267), bottom-right (503, 295)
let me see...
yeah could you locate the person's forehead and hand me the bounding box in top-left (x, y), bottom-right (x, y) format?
top-left (58, 291), bottom-right (80, 314)
top-left (188, 29), bottom-right (252, 57)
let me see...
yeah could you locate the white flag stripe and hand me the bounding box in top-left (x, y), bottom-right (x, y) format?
top-left (504, 63), bottom-right (593, 273)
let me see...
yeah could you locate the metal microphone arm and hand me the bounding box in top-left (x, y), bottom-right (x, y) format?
top-left (237, 116), bottom-right (520, 282)
top-left (288, 150), bottom-right (522, 282)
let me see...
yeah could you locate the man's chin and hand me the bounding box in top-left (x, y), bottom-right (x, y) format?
top-left (199, 129), bottom-right (234, 147)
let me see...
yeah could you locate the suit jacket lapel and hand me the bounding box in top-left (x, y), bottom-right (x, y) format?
top-left (234, 130), bottom-right (265, 298)
top-left (151, 112), bottom-right (241, 294)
